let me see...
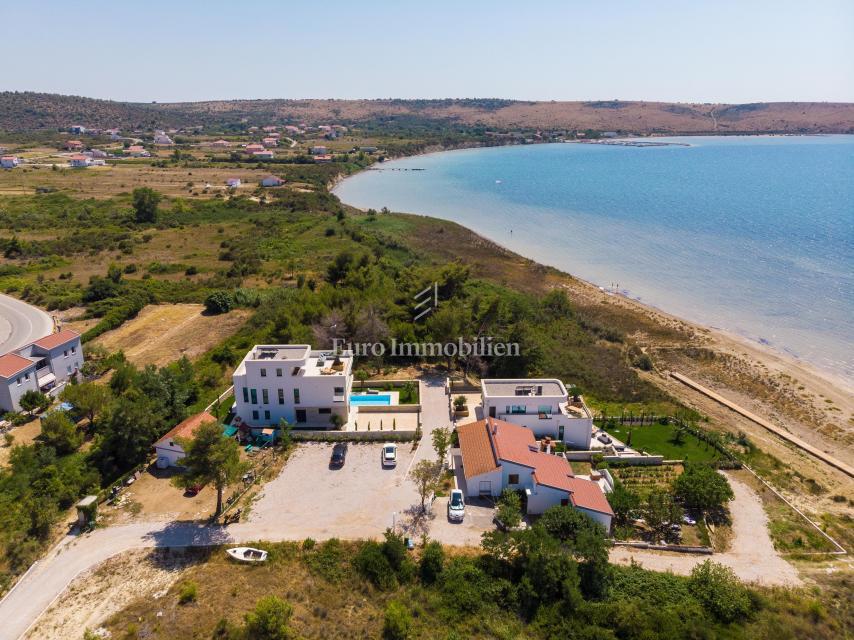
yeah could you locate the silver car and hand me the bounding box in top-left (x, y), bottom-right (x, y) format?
top-left (447, 489), bottom-right (465, 522)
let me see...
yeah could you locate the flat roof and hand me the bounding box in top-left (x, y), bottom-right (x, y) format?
top-left (482, 379), bottom-right (566, 398)
top-left (236, 344), bottom-right (353, 376)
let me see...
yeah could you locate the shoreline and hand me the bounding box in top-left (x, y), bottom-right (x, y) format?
top-left (332, 147), bottom-right (854, 472)
top-left (331, 140), bottom-right (852, 394)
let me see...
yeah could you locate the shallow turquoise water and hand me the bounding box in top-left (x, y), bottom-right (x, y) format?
top-left (350, 394), bottom-right (393, 406)
top-left (334, 136), bottom-right (854, 382)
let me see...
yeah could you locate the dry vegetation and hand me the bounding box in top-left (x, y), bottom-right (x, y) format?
top-left (0, 161), bottom-right (282, 199)
top-left (2, 93), bottom-right (853, 134)
top-left (91, 304), bottom-right (251, 368)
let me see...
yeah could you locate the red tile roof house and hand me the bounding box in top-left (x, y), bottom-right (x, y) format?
top-left (69, 154), bottom-right (91, 168)
top-left (65, 140), bottom-right (84, 150)
top-left (253, 150), bottom-right (274, 160)
top-left (1, 156), bottom-right (19, 169)
top-left (0, 329), bottom-right (84, 413)
top-left (244, 143), bottom-right (265, 153)
top-left (154, 411), bottom-right (219, 467)
top-left (456, 418), bottom-right (614, 531)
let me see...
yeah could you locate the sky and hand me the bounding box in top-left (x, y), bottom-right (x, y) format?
top-left (1, 0), bottom-right (852, 104)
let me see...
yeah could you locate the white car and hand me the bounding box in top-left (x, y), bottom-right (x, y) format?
top-left (381, 443), bottom-right (398, 467)
top-left (447, 489), bottom-right (465, 522)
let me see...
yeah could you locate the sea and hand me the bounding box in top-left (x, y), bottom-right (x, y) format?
top-left (334, 136), bottom-right (854, 384)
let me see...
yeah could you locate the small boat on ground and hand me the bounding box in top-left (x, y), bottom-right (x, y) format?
top-left (227, 547), bottom-right (268, 562)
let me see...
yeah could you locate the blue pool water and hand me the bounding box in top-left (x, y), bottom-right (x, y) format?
top-left (335, 136), bottom-right (854, 383)
top-left (350, 394), bottom-right (393, 406)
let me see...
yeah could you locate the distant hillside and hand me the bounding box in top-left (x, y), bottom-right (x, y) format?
top-left (1, 92), bottom-right (853, 134)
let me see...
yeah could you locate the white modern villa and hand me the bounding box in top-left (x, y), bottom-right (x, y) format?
top-left (481, 378), bottom-right (593, 449)
top-left (232, 345), bottom-right (353, 429)
top-left (0, 329), bottom-right (84, 413)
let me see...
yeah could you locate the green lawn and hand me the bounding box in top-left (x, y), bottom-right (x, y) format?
top-left (603, 422), bottom-right (723, 462)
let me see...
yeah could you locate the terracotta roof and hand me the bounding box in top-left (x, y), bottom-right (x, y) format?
top-left (566, 477), bottom-right (614, 515)
top-left (459, 418), bottom-right (611, 514)
top-left (456, 420), bottom-right (499, 479)
top-left (32, 329), bottom-right (80, 351)
top-left (156, 411), bottom-right (219, 446)
top-left (0, 353), bottom-right (36, 378)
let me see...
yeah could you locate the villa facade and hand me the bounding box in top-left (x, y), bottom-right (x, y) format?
top-left (232, 345), bottom-right (353, 429)
top-left (481, 378), bottom-right (593, 449)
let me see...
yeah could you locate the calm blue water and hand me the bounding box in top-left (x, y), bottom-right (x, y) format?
top-left (335, 136), bottom-right (854, 383)
top-left (351, 394), bottom-right (393, 406)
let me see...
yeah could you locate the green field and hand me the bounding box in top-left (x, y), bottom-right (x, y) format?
top-left (603, 421), bottom-right (723, 462)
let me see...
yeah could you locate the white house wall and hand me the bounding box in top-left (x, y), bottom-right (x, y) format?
top-left (154, 444), bottom-right (186, 467)
top-left (460, 468), bottom-right (502, 498)
top-left (0, 367), bottom-right (39, 412)
top-left (482, 395), bottom-right (592, 449)
top-left (576, 506), bottom-right (613, 532)
top-left (234, 362), bottom-right (351, 427)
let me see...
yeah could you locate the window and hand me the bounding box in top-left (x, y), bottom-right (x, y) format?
top-left (16, 377), bottom-right (21, 386)
top-left (262, 389), bottom-right (269, 404)
top-left (66, 366), bottom-right (72, 374)
top-left (508, 474), bottom-right (520, 485)
top-left (506, 405), bottom-right (527, 414)
top-left (293, 388), bottom-right (300, 404)
top-left (560, 498), bottom-right (570, 507)
top-left (260, 368), bottom-right (267, 377)
top-left (63, 350), bottom-right (68, 358)
top-left (24, 373), bottom-right (29, 380)
top-left (276, 368), bottom-right (282, 377)
top-left (537, 405), bottom-right (553, 415)
top-left (277, 388), bottom-right (284, 404)
top-left (71, 346), bottom-right (76, 354)
top-left (242, 387), bottom-right (249, 403)
top-left (252, 410), bottom-right (259, 420)
top-left (318, 408), bottom-right (331, 415)
top-left (250, 388), bottom-right (258, 404)
top-left (264, 410), bottom-right (271, 420)
top-left (334, 386), bottom-right (344, 398)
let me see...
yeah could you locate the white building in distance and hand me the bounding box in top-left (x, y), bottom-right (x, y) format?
top-left (0, 329), bottom-right (84, 412)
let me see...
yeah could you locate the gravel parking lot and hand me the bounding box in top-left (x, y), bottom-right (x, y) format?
top-left (246, 440), bottom-right (495, 545)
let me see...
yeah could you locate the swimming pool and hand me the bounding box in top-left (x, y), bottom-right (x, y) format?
top-left (350, 393), bottom-right (392, 406)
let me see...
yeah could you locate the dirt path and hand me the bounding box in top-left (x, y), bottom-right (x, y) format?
top-left (23, 550), bottom-right (193, 640)
top-left (610, 472), bottom-right (801, 586)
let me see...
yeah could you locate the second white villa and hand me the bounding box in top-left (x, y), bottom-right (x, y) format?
top-left (232, 345), bottom-right (354, 430)
top-left (481, 378), bottom-right (593, 449)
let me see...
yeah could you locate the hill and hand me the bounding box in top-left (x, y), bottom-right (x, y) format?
top-left (1, 92), bottom-right (853, 134)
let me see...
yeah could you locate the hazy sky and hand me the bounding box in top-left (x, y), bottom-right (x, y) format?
top-left (2, 0), bottom-right (852, 103)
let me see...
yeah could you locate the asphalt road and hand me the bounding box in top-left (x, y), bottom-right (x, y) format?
top-left (0, 294), bottom-right (53, 354)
